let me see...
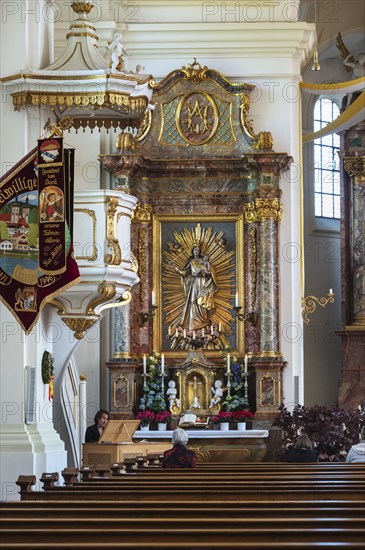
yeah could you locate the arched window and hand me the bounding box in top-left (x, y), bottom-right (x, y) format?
top-left (314, 98), bottom-right (340, 219)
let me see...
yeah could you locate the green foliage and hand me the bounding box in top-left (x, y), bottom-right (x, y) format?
top-left (222, 361), bottom-right (249, 412)
top-left (27, 224), bottom-right (39, 248)
top-left (0, 221), bottom-right (10, 241)
top-left (41, 351), bottom-right (54, 384)
top-left (139, 352), bottom-right (167, 413)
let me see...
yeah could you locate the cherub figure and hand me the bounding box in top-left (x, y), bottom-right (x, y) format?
top-left (336, 32), bottom-right (365, 79)
top-left (166, 380), bottom-right (180, 411)
top-left (210, 379), bottom-right (223, 408)
top-left (109, 32), bottom-right (128, 72)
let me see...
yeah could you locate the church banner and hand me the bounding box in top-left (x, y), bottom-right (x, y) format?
top-left (38, 137), bottom-right (66, 275)
top-left (0, 145), bottom-right (80, 334)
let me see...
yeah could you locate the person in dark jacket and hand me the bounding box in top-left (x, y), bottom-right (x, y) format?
top-left (162, 428), bottom-right (197, 468)
top-left (286, 434), bottom-right (317, 462)
top-left (85, 409), bottom-right (109, 443)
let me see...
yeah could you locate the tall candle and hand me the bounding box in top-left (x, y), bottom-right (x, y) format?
top-left (227, 353), bottom-right (231, 374)
top-left (183, 329), bottom-right (187, 338)
top-left (143, 355), bottom-right (147, 375)
top-left (202, 328), bottom-right (205, 337)
top-left (151, 290), bottom-right (155, 305)
top-left (244, 353), bottom-right (248, 374)
top-left (235, 292), bottom-right (239, 307)
top-left (329, 288), bottom-right (333, 295)
top-left (192, 331), bottom-right (196, 340)
top-left (210, 325), bottom-right (214, 335)
top-left (168, 325), bottom-right (171, 335)
top-left (161, 353), bottom-right (165, 375)
top-left (218, 322), bottom-right (222, 332)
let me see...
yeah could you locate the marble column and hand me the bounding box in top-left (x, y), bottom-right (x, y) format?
top-left (344, 157), bottom-right (365, 326)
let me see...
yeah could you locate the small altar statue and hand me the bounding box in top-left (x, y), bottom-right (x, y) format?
top-left (209, 379), bottom-right (223, 408)
top-left (166, 380), bottom-right (180, 411)
top-left (109, 32), bottom-right (128, 72)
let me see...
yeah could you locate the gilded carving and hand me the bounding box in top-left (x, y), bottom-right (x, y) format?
top-left (243, 198), bottom-right (283, 223)
top-left (71, 2), bottom-right (94, 14)
top-left (116, 131), bottom-right (137, 151)
top-left (135, 110), bottom-right (152, 142)
top-left (181, 58), bottom-right (209, 83)
top-left (176, 92), bottom-right (219, 145)
top-left (87, 283), bottom-right (117, 315)
top-left (105, 197), bottom-right (122, 265)
top-left (240, 93), bottom-right (274, 150)
top-left (138, 227), bottom-right (147, 309)
top-left (343, 156), bottom-right (365, 185)
top-left (61, 317), bottom-right (99, 340)
top-left (132, 204), bottom-right (153, 224)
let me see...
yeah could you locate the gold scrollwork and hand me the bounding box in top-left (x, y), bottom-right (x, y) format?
top-left (181, 58), bottom-right (209, 83)
top-left (240, 93), bottom-right (273, 150)
top-left (74, 208), bottom-right (98, 261)
top-left (301, 292), bottom-right (335, 325)
top-left (105, 197), bottom-right (122, 265)
top-left (243, 198), bottom-right (283, 223)
top-left (343, 156), bottom-right (365, 185)
top-left (176, 92), bottom-right (219, 146)
top-left (116, 131), bottom-right (138, 151)
top-left (87, 283), bottom-right (117, 316)
top-left (138, 227), bottom-right (147, 309)
top-left (135, 109), bottom-right (152, 142)
top-left (61, 317), bottom-right (99, 340)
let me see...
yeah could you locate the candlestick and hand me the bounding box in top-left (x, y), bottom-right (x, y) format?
top-left (227, 353), bottom-right (231, 374)
top-left (143, 354), bottom-right (147, 375)
top-left (151, 290), bottom-right (155, 305)
top-left (244, 353), bottom-right (248, 374)
top-left (161, 353), bottom-right (164, 375)
top-left (235, 292), bottom-right (239, 308)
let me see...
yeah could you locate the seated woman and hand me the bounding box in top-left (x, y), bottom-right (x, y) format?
top-left (162, 428), bottom-right (197, 469)
top-left (286, 434), bottom-right (317, 463)
top-left (85, 409), bottom-right (110, 443)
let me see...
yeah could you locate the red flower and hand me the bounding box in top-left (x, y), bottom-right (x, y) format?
top-left (155, 411), bottom-right (171, 423)
top-left (136, 410), bottom-right (155, 425)
top-left (212, 411), bottom-right (234, 423)
top-left (233, 410), bottom-right (255, 422)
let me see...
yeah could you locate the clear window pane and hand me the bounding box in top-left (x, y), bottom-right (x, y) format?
top-left (313, 98), bottom-right (340, 220)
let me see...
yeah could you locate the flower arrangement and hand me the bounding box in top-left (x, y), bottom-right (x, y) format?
top-left (136, 410), bottom-right (155, 426)
top-left (155, 411), bottom-right (171, 424)
top-left (138, 351), bottom-right (167, 413)
top-left (273, 402), bottom-right (365, 462)
top-left (233, 410), bottom-right (255, 422)
top-left (212, 411), bottom-right (234, 424)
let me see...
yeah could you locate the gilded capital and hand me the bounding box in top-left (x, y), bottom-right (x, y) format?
top-left (343, 156), bottom-right (365, 185)
top-left (132, 203), bottom-right (153, 224)
top-left (243, 198), bottom-right (283, 223)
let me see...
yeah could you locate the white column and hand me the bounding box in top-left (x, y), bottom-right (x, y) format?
top-left (79, 378), bottom-right (87, 465)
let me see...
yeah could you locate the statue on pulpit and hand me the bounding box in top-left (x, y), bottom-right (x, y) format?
top-left (171, 245), bottom-right (218, 331)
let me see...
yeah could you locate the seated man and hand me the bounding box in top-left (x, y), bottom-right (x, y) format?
top-left (85, 409), bottom-right (110, 443)
top-left (162, 428), bottom-right (197, 469)
top-left (346, 429), bottom-right (365, 463)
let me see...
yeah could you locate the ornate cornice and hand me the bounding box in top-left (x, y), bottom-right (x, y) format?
top-left (243, 198), bottom-right (283, 223)
top-left (132, 204), bottom-right (153, 224)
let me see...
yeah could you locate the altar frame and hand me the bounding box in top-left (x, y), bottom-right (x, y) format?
top-left (152, 213), bottom-right (245, 358)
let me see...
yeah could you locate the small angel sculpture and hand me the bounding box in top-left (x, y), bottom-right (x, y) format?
top-left (109, 32), bottom-right (128, 72)
top-left (166, 380), bottom-right (180, 411)
top-left (336, 32), bottom-right (365, 79)
top-left (209, 379), bottom-right (223, 408)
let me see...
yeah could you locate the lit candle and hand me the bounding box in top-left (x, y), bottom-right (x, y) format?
top-left (161, 353), bottom-right (164, 375)
top-left (183, 329), bottom-right (187, 338)
top-left (218, 322), bottom-right (222, 332)
top-left (244, 353), bottom-right (248, 374)
top-left (151, 290), bottom-right (155, 305)
top-left (210, 325), bottom-right (214, 335)
top-left (175, 329), bottom-right (178, 337)
top-left (143, 355), bottom-right (147, 375)
top-left (168, 325), bottom-right (171, 335)
top-left (202, 328), bottom-right (205, 337)
top-left (192, 331), bottom-right (196, 340)
top-left (329, 288), bottom-right (333, 295)
top-left (227, 353), bottom-right (231, 374)
top-left (235, 292), bottom-right (239, 307)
